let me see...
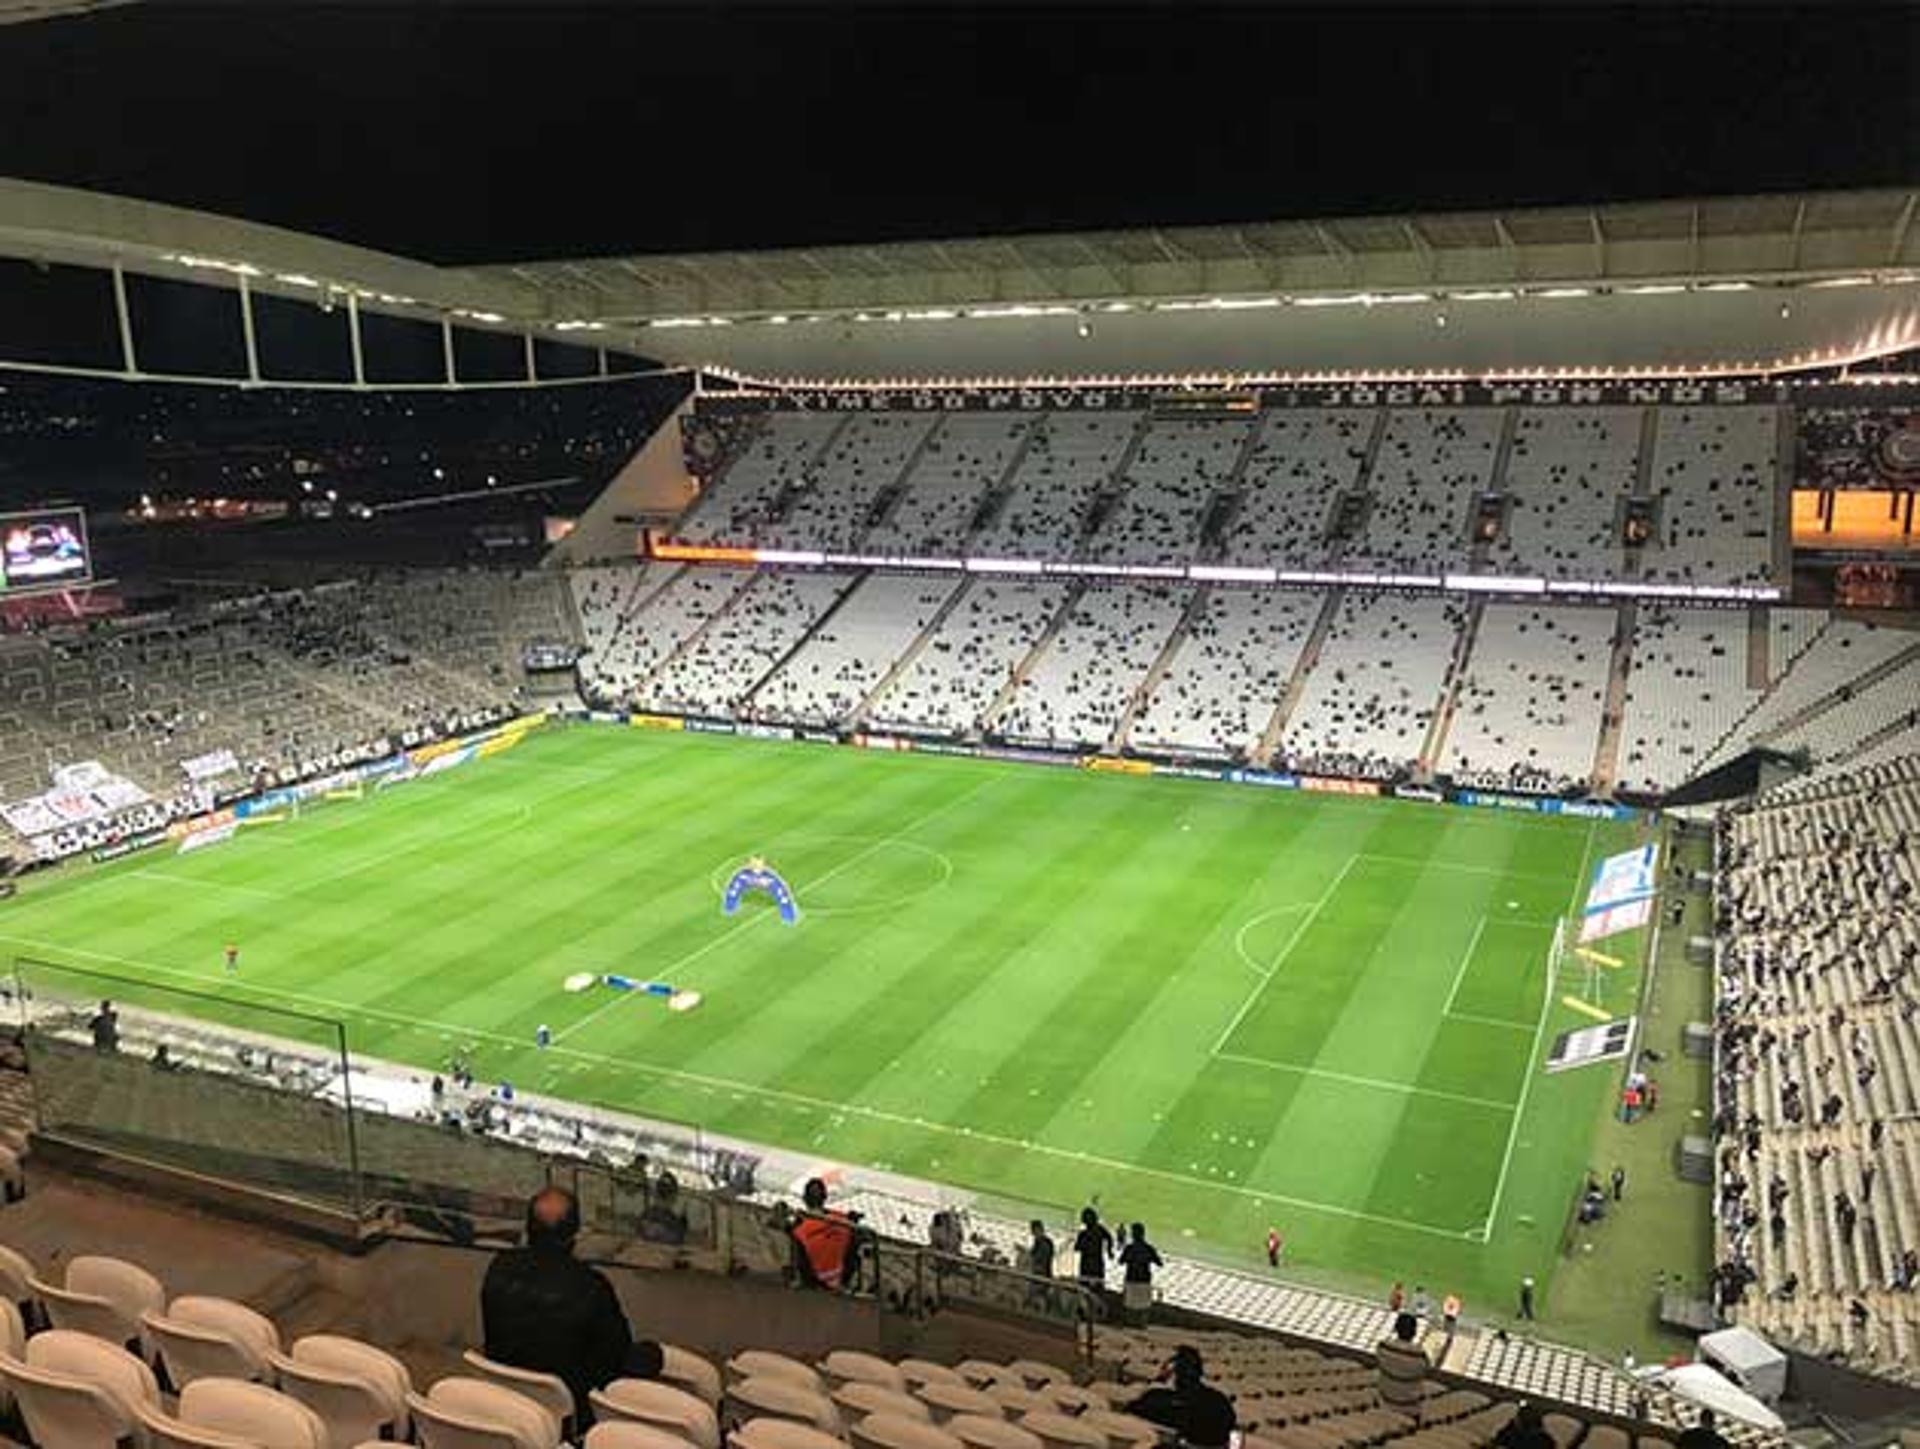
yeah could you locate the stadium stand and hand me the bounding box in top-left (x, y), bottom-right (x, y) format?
top-left (1493, 407), bottom-right (1644, 582)
top-left (1129, 589), bottom-right (1322, 759)
top-left (766, 416), bottom-right (938, 554)
top-left (865, 418), bottom-right (1034, 559)
top-left (1217, 411), bottom-right (1374, 570)
top-left (997, 585), bottom-right (1190, 748)
top-left (575, 568), bottom-right (753, 705)
top-left (1346, 410), bottom-right (1503, 577)
top-left (1616, 607), bottom-right (1755, 796)
top-left (1713, 757), bottom-right (1920, 1376)
top-left (682, 414), bottom-right (848, 548)
top-left (1277, 592), bottom-right (1462, 779)
top-left (1082, 419), bottom-right (1252, 567)
top-left (1645, 408), bottom-right (1782, 588)
top-left (1440, 604), bottom-right (1617, 795)
top-left (865, 581), bottom-right (1071, 737)
top-left (646, 573), bottom-right (856, 717)
top-left (971, 416), bottom-right (1140, 562)
top-left (754, 575), bottom-right (963, 726)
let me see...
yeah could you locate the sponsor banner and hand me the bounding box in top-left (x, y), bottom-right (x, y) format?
top-left (587, 710), bottom-right (625, 725)
top-left (629, 713), bottom-right (686, 731)
top-left (1546, 1016), bottom-right (1638, 1073)
top-left (1586, 843), bottom-right (1660, 914)
top-left (977, 745), bottom-right (1078, 768)
top-left (1226, 769), bottom-right (1301, 790)
top-left (712, 378), bottom-right (1771, 418)
top-left (685, 719), bottom-right (738, 735)
top-left (738, 723), bottom-right (795, 742)
top-left (181, 749), bottom-right (241, 782)
top-left (1452, 789), bottom-right (1633, 820)
top-left (1394, 784), bottom-right (1446, 803)
top-left (417, 746), bottom-right (476, 778)
top-left (1300, 775), bottom-right (1382, 797)
top-left (0, 799), bottom-right (62, 837)
top-left (234, 788), bottom-right (295, 820)
top-left (169, 808), bottom-right (236, 841)
top-left (1082, 756), bottom-right (1154, 776)
top-left (177, 821), bottom-right (238, 855)
top-left (475, 731), bottom-right (528, 760)
top-left (852, 733), bottom-right (913, 752)
top-left (1153, 764), bottom-right (1230, 782)
top-left (91, 831), bottom-right (166, 864)
top-left (797, 729), bottom-right (841, 745)
top-left (1580, 897), bottom-right (1654, 943)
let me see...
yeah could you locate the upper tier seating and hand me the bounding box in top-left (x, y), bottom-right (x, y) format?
top-left (683, 414), bottom-right (845, 547)
top-left (1083, 419), bottom-right (1252, 567)
top-left (1645, 407), bottom-right (1780, 588)
top-left (646, 573), bottom-right (854, 717)
top-left (755, 576), bottom-right (963, 725)
top-left (1346, 410), bottom-right (1502, 577)
top-left (867, 582), bottom-right (1069, 736)
top-left (767, 417), bottom-right (938, 554)
top-left (1280, 593), bottom-right (1462, 778)
top-left (1494, 407), bottom-right (1643, 582)
top-left (1131, 589), bottom-right (1321, 758)
top-left (999, 585), bottom-right (1189, 747)
top-left (865, 418), bottom-right (1033, 559)
top-left (1218, 411), bottom-right (1373, 570)
top-left (577, 568), bottom-right (754, 703)
top-left (971, 416), bottom-right (1138, 562)
top-left (1441, 604), bottom-right (1615, 794)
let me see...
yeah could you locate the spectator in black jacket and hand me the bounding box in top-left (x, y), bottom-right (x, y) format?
top-left (1127, 1346), bottom-right (1236, 1449)
top-left (481, 1186), bottom-right (662, 1428)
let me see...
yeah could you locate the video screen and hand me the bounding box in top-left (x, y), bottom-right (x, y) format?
top-left (0, 509), bottom-right (92, 592)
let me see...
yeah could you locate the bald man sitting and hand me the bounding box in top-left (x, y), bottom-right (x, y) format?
top-left (482, 1185), bottom-right (663, 1428)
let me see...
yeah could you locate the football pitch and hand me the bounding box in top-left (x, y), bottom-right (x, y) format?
top-left (0, 725), bottom-right (1650, 1309)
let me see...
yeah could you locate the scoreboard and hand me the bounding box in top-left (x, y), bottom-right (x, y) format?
top-left (0, 508), bottom-right (92, 594)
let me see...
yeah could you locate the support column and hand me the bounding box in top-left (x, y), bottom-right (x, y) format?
top-left (441, 317), bottom-right (457, 387)
top-left (238, 275), bottom-right (261, 384)
top-left (524, 331), bottom-right (537, 383)
top-left (111, 264), bottom-right (138, 376)
top-left (346, 293), bottom-right (366, 387)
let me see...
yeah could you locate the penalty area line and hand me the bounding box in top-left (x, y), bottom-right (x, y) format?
top-left (0, 933), bottom-right (1478, 1243)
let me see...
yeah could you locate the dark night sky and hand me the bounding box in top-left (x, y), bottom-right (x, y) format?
top-left (0, 1), bottom-right (1913, 266)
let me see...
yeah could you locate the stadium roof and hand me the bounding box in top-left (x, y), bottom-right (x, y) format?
top-left (2, 177), bottom-right (1918, 383)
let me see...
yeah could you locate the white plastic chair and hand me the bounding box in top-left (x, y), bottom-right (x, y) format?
top-left (820, 1351), bottom-right (907, 1394)
top-left (592, 1376), bottom-right (722, 1449)
top-left (728, 1420), bottom-right (852, 1449)
top-left (0, 1241), bottom-right (36, 1312)
top-left (662, 1344), bottom-right (723, 1408)
top-left (162, 1379), bottom-right (329, 1449)
top-left (725, 1376), bottom-right (843, 1434)
top-left (945, 1416), bottom-right (1045, 1449)
top-left (915, 1381), bottom-right (1003, 1423)
top-left (728, 1351), bottom-right (823, 1392)
top-left (146, 1295), bottom-right (282, 1385)
top-left (1005, 1364), bottom-right (1069, 1392)
top-left (410, 1376), bottom-right (562, 1449)
top-left (1079, 1410), bottom-right (1163, 1448)
top-left (849, 1412), bottom-right (965, 1449)
top-left (271, 1334), bottom-right (415, 1449)
top-left (898, 1361), bottom-right (965, 1391)
top-left (832, 1384), bottom-right (931, 1425)
top-left (1019, 1412), bottom-right (1109, 1449)
top-left (33, 1253), bottom-right (164, 1350)
top-left (462, 1348), bottom-right (576, 1433)
top-left (0, 1329), bottom-right (162, 1449)
top-left (136, 1401), bottom-right (259, 1449)
top-left (586, 1421), bottom-right (707, 1449)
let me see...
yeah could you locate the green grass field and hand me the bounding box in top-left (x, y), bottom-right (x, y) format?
top-left (0, 724), bottom-right (1651, 1320)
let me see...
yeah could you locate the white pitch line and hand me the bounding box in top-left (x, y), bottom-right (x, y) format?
top-left (555, 773), bottom-right (998, 1044)
top-left (1210, 853), bottom-right (1359, 1056)
top-left (1357, 853), bottom-right (1571, 885)
top-left (1210, 1051), bottom-right (1516, 1113)
top-left (1479, 816), bottom-right (1600, 1238)
top-left (1231, 902), bottom-right (1316, 980)
top-left (1440, 916), bottom-right (1488, 1018)
top-left (0, 932), bottom-right (1477, 1241)
top-left (1444, 1012), bottom-right (1536, 1033)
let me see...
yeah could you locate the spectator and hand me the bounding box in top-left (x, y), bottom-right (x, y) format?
top-left (1119, 1222), bottom-right (1163, 1322)
top-left (1266, 1226), bottom-right (1283, 1268)
top-left (1126, 1346), bottom-right (1236, 1449)
top-left (1074, 1205), bottom-right (1114, 1291)
top-left (1495, 1402), bottom-right (1555, 1449)
top-left (1442, 1291), bottom-right (1462, 1337)
top-left (481, 1186), bottom-right (661, 1429)
top-left (1518, 1276), bottom-right (1536, 1320)
top-left (90, 1000), bottom-right (118, 1054)
top-left (1677, 1410), bottom-right (1731, 1449)
top-left (1025, 1220), bottom-right (1055, 1279)
top-left (1611, 1165), bottom-right (1626, 1201)
top-left (638, 1172), bottom-right (690, 1246)
top-left (790, 1177), bottom-right (857, 1291)
top-left (1374, 1311), bottom-right (1429, 1416)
